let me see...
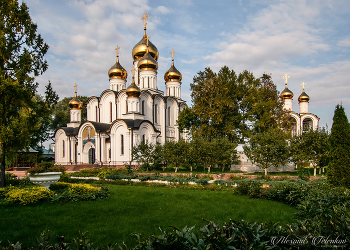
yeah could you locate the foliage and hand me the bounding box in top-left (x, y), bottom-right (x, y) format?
top-left (50, 182), bottom-right (109, 202)
top-left (179, 67), bottom-right (289, 143)
top-left (244, 128), bottom-right (290, 175)
top-left (327, 104), bottom-right (350, 187)
top-left (290, 128), bottom-right (329, 176)
top-left (50, 96), bottom-right (89, 130)
top-left (26, 162), bottom-right (65, 175)
top-left (0, 0), bottom-right (50, 187)
top-left (0, 186), bottom-right (53, 205)
top-left (132, 140), bottom-right (158, 171)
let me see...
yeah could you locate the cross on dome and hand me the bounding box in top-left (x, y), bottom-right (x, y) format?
top-left (131, 67), bottom-right (135, 78)
top-left (115, 45), bottom-right (120, 57)
top-left (170, 49), bottom-right (176, 61)
top-left (282, 74), bottom-right (290, 87)
top-left (301, 82), bottom-right (306, 90)
top-left (145, 35), bottom-right (151, 47)
top-left (141, 12), bottom-right (150, 30)
top-left (74, 83), bottom-right (78, 94)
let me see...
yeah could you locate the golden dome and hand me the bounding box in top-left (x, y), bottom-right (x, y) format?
top-left (69, 94), bottom-right (82, 110)
top-left (298, 91), bottom-right (309, 103)
top-left (164, 61), bottom-right (182, 82)
top-left (137, 49), bottom-right (158, 71)
top-left (280, 87), bottom-right (294, 99)
top-left (108, 57), bottom-right (127, 80)
top-left (132, 31), bottom-right (159, 61)
top-left (126, 77), bottom-right (141, 98)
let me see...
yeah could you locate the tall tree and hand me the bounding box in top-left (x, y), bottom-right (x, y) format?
top-left (0, 0), bottom-right (49, 187)
top-left (181, 66), bottom-right (261, 143)
top-left (290, 128), bottom-right (329, 176)
top-left (251, 74), bottom-right (290, 134)
top-left (30, 81), bottom-right (59, 152)
top-left (327, 105), bottom-right (350, 187)
top-left (244, 128), bottom-right (290, 175)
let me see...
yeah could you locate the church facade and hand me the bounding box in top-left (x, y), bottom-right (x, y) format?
top-left (55, 13), bottom-right (187, 166)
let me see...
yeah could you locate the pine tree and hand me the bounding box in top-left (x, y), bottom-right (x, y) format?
top-left (327, 105), bottom-right (350, 187)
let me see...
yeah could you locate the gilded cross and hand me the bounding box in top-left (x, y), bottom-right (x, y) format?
top-left (282, 74), bottom-right (290, 86)
top-left (131, 67), bottom-right (136, 78)
top-left (141, 12), bottom-right (150, 29)
top-left (301, 82), bottom-right (306, 90)
top-left (145, 35), bottom-right (151, 47)
top-left (115, 45), bottom-right (120, 57)
top-left (170, 49), bottom-right (176, 61)
top-left (74, 83), bottom-right (77, 93)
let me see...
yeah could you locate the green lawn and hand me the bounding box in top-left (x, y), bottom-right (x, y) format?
top-left (0, 184), bottom-right (297, 248)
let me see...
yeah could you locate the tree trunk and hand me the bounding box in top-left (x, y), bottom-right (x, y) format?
top-left (319, 167), bottom-right (321, 175)
top-left (264, 168), bottom-right (267, 176)
top-left (314, 166), bottom-right (316, 177)
top-left (0, 143), bottom-right (6, 188)
top-left (208, 166), bottom-right (211, 173)
top-left (190, 166), bottom-right (192, 172)
top-left (175, 167), bottom-right (178, 173)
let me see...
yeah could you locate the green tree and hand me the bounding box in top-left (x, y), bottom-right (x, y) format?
top-left (179, 67), bottom-right (287, 143)
top-left (290, 128), bottom-right (329, 176)
top-left (252, 74), bottom-right (290, 134)
top-left (244, 128), bottom-right (290, 175)
top-left (50, 96), bottom-right (89, 130)
top-left (0, 0), bottom-right (49, 187)
top-left (30, 81), bottom-right (59, 153)
top-left (327, 105), bottom-right (350, 187)
top-left (132, 140), bottom-right (156, 171)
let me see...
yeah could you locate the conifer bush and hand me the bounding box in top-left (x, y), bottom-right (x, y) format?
top-left (327, 105), bottom-right (350, 187)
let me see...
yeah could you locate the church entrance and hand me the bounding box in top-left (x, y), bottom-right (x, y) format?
top-left (88, 148), bottom-right (95, 164)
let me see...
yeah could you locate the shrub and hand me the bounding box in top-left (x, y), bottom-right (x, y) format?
top-left (1, 186), bottom-right (54, 205)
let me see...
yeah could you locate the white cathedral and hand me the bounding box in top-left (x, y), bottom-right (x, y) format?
top-left (55, 13), bottom-right (187, 166)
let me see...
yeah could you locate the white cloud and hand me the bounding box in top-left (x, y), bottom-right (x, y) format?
top-left (155, 6), bottom-right (170, 14)
top-left (337, 38), bottom-right (350, 47)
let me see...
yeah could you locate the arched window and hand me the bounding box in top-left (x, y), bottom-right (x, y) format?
top-left (110, 102), bottom-right (112, 122)
top-left (121, 134), bottom-right (124, 155)
top-left (108, 148), bottom-right (111, 159)
top-left (142, 100), bottom-right (145, 115)
top-left (142, 134), bottom-right (145, 142)
top-left (155, 104), bottom-right (158, 123)
top-left (62, 140), bottom-right (65, 158)
top-left (168, 107), bottom-right (171, 126)
top-left (95, 106), bottom-right (98, 122)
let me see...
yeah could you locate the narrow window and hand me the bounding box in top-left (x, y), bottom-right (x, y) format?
top-left (168, 107), bottom-right (171, 126)
top-left (142, 100), bottom-right (145, 115)
top-left (109, 148), bottom-right (111, 159)
top-left (110, 102), bottom-right (112, 122)
top-left (121, 134), bottom-right (124, 155)
top-left (142, 134), bottom-right (145, 142)
top-left (126, 100), bottom-right (128, 113)
top-left (62, 140), bottom-right (65, 158)
top-left (95, 106), bottom-right (98, 122)
top-left (155, 104), bottom-right (158, 123)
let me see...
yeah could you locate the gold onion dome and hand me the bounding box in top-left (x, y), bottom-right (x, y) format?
top-left (108, 57), bottom-right (127, 80)
top-left (126, 75), bottom-right (141, 98)
top-left (69, 84), bottom-right (82, 110)
top-left (164, 61), bottom-right (182, 82)
top-left (298, 91), bottom-right (310, 103)
top-left (132, 31), bottom-right (159, 61)
top-left (280, 87), bottom-right (294, 99)
top-left (137, 49), bottom-right (158, 71)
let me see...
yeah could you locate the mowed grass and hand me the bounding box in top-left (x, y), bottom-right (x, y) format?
top-left (0, 184), bottom-right (297, 247)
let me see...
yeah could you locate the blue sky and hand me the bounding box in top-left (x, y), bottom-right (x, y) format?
top-left (24, 0), bottom-right (350, 129)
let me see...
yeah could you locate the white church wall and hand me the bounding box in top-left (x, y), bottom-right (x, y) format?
top-left (110, 121), bottom-right (131, 165)
top-left (117, 92), bottom-right (127, 119)
top-left (55, 129), bottom-right (70, 165)
top-left (99, 91), bottom-right (116, 123)
top-left (87, 98), bottom-right (99, 122)
top-left (140, 91), bottom-right (153, 121)
top-left (154, 95), bottom-right (165, 144)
